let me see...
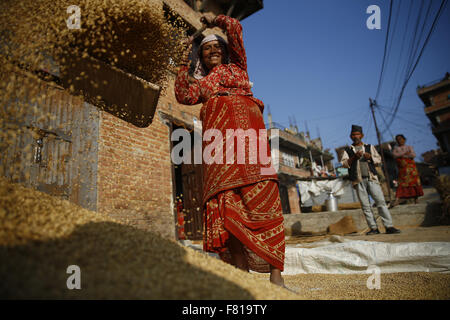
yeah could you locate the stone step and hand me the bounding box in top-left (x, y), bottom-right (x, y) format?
top-left (284, 201), bottom-right (443, 236)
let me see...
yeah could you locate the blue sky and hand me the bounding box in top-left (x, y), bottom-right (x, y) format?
top-left (240, 0), bottom-right (450, 163)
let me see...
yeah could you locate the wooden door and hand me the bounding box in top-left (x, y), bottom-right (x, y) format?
top-left (181, 162), bottom-right (203, 240)
top-left (279, 184), bottom-right (291, 214)
top-left (0, 70), bottom-right (99, 210)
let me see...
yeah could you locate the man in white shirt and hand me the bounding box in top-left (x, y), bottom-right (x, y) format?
top-left (340, 125), bottom-right (400, 235)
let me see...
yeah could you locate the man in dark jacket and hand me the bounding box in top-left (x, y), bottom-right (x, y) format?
top-left (340, 125), bottom-right (400, 235)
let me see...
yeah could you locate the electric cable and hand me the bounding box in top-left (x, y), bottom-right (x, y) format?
top-left (375, 0), bottom-right (393, 101)
top-left (382, 0), bottom-right (448, 133)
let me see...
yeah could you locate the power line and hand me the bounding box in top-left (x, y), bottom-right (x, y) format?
top-left (377, 105), bottom-right (430, 134)
top-left (377, 105), bottom-right (428, 121)
top-left (380, 0), bottom-right (401, 102)
top-left (403, 0), bottom-right (447, 86)
top-left (386, 1), bottom-right (431, 117)
top-left (375, 0), bottom-right (393, 101)
top-left (375, 105), bottom-right (394, 140)
top-left (378, 104), bottom-right (425, 121)
top-left (388, 0), bottom-right (414, 104)
top-left (382, 0), bottom-right (448, 133)
top-left (387, 1), bottom-right (424, 125)
top-left (377, 93), bottom-right (417, 104)
top-left (407, 0), bottom-right (433, 77)
top-left (404, 0), bottom-right (425, 80)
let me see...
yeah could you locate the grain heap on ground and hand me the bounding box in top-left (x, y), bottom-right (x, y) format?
top-left (2, 173), bottom-right (450, 300)
top-left (0, 177), bottom-right (297, 299)
top-left (255, 272), bottom-right (450, 300)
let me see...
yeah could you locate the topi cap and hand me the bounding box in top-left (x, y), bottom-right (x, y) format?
top-left (351, 125), bottom-right (363, 134)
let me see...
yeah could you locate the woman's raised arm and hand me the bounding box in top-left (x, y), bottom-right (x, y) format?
top-left (213, 14), bottom-right (247, 71)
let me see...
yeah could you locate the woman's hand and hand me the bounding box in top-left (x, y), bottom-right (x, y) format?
top-left (200, 12), bottom-right (216, 28)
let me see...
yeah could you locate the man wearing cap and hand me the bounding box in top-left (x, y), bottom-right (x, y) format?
top-left (340, 125), bottom-right (401, 235)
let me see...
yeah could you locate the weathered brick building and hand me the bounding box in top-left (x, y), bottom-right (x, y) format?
top-left (418, 72), bottom-right (450, 154)
top-left (267, 113), bottom-right (334, 214)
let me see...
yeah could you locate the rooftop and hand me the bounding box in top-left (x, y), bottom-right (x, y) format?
top-left (417, 72), bottom-right (450, 98)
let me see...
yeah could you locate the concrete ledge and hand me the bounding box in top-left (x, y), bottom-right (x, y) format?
top-left (284, 201), bottom-right (443, 235)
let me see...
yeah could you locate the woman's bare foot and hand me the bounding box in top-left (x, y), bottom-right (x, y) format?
top-left (269, 265), bottom-right (284, 286)
top-left (269, 266), bottom-right (298, 293)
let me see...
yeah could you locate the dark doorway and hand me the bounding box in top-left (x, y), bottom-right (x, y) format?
top-left (279, 184), bottom-right (291, 214)
top-left (173, 123), bottom-right (203, 240)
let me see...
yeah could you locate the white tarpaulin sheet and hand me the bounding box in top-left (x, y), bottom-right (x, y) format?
top-left (283, 236), bottom-right (450, 274)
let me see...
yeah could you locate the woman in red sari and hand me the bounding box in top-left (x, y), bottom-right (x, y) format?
top-left (391, 134), bottom-right (424, 207)
top-left (175, 13), bottom-right (285, 287)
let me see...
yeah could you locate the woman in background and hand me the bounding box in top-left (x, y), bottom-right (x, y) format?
top-left (390, 134), bottom-right (424, 207)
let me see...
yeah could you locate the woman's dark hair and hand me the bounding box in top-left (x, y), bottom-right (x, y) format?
top-left (395, 134), bottom-right (406, 141)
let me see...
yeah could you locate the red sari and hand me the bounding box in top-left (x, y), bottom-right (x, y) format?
top-left (175, 15), bottom-right (285, 272)
top-left (393, 145), bottom-right (424, 199)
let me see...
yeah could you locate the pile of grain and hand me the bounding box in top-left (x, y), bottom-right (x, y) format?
top-left (0, 177), bottom-right (297, 299)
top-left (327, 216), bottom-right (358, 235)
top-left (255, 272), bottom-right (450, 300)
top-left (2, 178), bottom-right (450, 300)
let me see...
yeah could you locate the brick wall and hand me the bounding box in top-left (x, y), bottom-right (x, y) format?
top-left (97, 103), bottom-right (173, 238)
top-left (96, 71), bottom-right (201, 239)
top-left (433, 89), bottom-right (450, 108)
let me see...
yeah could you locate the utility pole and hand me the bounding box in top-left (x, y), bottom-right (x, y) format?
top-left (369, 98), bottom-right (392, 203)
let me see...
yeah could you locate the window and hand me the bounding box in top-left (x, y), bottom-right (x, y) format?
top-left (282, 152), bottom-right (295, 168)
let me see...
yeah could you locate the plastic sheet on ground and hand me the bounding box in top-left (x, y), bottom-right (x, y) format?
top-left (179, 240), bottom-right (220, 259)
top-left (283, 236), bottom-right (450, 274)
